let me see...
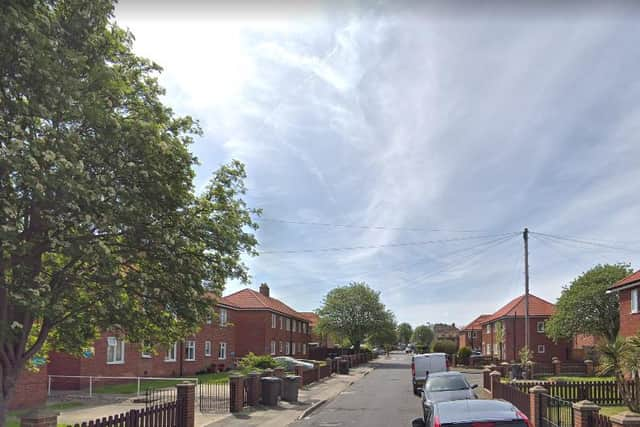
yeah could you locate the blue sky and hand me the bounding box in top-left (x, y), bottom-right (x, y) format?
top-left (116, 2), bottom-right (640, 328)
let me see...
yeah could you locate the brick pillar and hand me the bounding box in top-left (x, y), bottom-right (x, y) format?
top-left (483, 368), bottom-right (491, 390)
top-left (295, 366), bottom-right (304, 387)
top-left (490, 371), bottom-right (502, 399)
top-left (611, 412), bottom-right (640, 427)
top-left (585, 359), bottom-right (594, 376)
top-left (263, 368), bottom-right (274, 377)
top-left (176, 382), bottom-right (196, 427)
top-left (229, 375), bottom-right (245, 413)
top-left (273, 367), bottom-right (285, 378)
top-left (528, 385), bottom-right (548, 427)
top-left (313, 362), bottom-right (321, 382)
top-left (20, 410), bottom-right (59, 427)
top-left (552, 357), bottom-right (561, 376)
top-left (326, 358), bottom-right (333, 375)
top-left (246, 372), bottom-right (260, 406)
top-left (573, 400), bottom-right (600, 427)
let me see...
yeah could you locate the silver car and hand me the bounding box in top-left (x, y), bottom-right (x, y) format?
top-left (273, 356), bottom-right (314, 372)
top-left (420, 372), bottom-right (478, 420)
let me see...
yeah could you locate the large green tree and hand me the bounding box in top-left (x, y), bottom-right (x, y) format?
top-left (317, 282), bottom-right (390, 351)
top-left (368, 311), bottom-right (397, 349)
top-left (397, 322), bottom-right (413, 345)
top-left (412, 325), bottom-right (435, 349)
top-left (546, 264), bottom-right (633, 345)
top-left (0, 1), bottom-right (259, 423)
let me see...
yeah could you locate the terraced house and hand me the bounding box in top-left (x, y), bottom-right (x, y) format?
top-left (221, 283), bottom-right (311, 358)
top-left (459, 314), bottom-right (490, 351)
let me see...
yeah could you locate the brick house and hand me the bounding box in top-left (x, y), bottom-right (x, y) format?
top-left (480, 294), bottom-right (571, 363)
top-left (9, 367), bottom-right (48, 410)
top-left (608, 270), bottom-right (640, 338)
top-left (48, 301), bottom-right (236, 388)
top-left (299, 312), bottom-right (334, 348)
top-left (221, 284), bottom-right (310, 358)
top-left (459, 315), bottom-right (490, 351)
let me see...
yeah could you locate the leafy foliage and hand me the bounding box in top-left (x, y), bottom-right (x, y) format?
top-left (518, 346), bottom-right (533, 367)
top-left (432, 340), bottom-right (458, 355)
top-left (0, 0), bottom-right (259, 418)
top-left (546, 264), bottom-right (632, 344)
top-left (412, 325), bottom-right (435, 348)
top-left (317, 282), bottom-right (392, 351)
top-left (457, 346), bottom-right (472, 365)
top-left (368, 311), bottom-right (397, 349)
top-left (598, 336), bottom-right (640, 412)
top-left (397, 322), bottom-right (413, 344)
top-left (238, 353), bottom-right (277, 370)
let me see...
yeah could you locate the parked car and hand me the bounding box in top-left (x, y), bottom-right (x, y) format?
top-left (411, 352), bottom-right (447, 395)
top-left (410, 399), bottom-right (531, 427)
top-left (274, 356), bottom-right (315, 371)
top-left (372, 347), bottom-right (386, 355)
top-left (419, 372), bottom-right (477, 420)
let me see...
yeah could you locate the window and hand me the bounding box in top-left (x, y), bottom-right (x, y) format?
top-left (279, 341), bottom-right (284, 353)
top-left (272, 313), bottom-right (277, 328)
top-left (293, 320), bottom-right (297, 333)
top-left (220, 308), bottom-right (228, 326)
top-left (302, 343), bottom-right (307, 354)
top-left (218, 342), bottom-right (227, 360)
top-left (467, 331), bottom-right (472, 338)
top-left (486, 324), bottom-right (491, 334)
top-left (165, 342), bottom-right (177, 362)
top-left (185, 340), bottom-right (196, 361)
top-left (537, 344), bottom-right (545, 354)
top-left (204, 341), bottom-right (212, 357)
top-left (632, 289), bottom-right (639, 314)
top-left (270, 340), bottom-right (276, 355)
top-left (280, 316), bottom-right (284, 329)
top-left (141, 341), bottom-right (152, 358)
top-left (107, 337), bottom-right (125, 364)
top-left (537, 321), bottom-right (545, 333)
top-left (285, 341), bottom-right (290, 355)
top-left (303, 323), bottom-right (307, 334)
top-left (292, 342), bottom-right (296, 354)
top-left (472, 331), bottom-right (477, 338)
top-left (286, 318), bottom-right (291, 331)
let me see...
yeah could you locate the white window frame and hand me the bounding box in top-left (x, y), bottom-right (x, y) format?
top-left (486, 324), bottom-right (491, 334)
top-left (218, 342), bottom-right (227, 360)
top-left (472, 331), bottom-right (477, 338)
top-left (280, 316), bottom-right (284, 329)
top-left (204, 341), bottom-right (212, 357)
top-left (141, 341), bottom-right (152, 359)
top-left (107, 337), bottom-right (125, 364)
top-left (302, 343), bottom-right (307, 354)
top-left (285, 341), bottom-right (290, 355)
top-left (537, 344), bottom-right (545, 354)
top-left (537, 321), bottom-right (545, 333)
top-left (185, 340), bottom-right (196, 361)
top-left (292, 320), bottom-right (297, 333)
top-left (165, 342), bottom-right (177, 362)
top-left (286, 318), bottom-right (291, 331)
top-left (270, 340), bottom-right (276, 355)
top-left (220, 308), bottom-right (228, 326)
top-left (279, 341), bottom-right (284, 353)
top-left (632, 289), bottom-right (639, 314)
top-left (272, 313), bottom-right (277, 329)
top-left (292, 342), bottom-right (296, 354)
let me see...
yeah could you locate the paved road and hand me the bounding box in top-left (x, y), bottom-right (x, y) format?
top-left (291, 352), bottom-right (421, 427)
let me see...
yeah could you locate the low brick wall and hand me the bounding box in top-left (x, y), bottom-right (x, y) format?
top-left (9, 367), bottom-right (48, 410)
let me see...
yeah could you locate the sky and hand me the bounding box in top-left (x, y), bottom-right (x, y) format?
top-left (115, 1), bottom-right (640, 328)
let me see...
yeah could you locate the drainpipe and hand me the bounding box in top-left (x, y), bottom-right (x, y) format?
top-left (179, 341), bottom-right (184, 377)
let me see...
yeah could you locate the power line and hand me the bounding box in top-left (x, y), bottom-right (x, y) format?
top-left (259, 232), bottom-right (518, 254)
top-left (530, 231), bottom-right (640, 253)
top-left (258, 218), bottom-right (490, 233)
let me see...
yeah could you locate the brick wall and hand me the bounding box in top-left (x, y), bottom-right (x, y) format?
top-left (232, 310), bottom-right (310, 358)
top-left (9, 367), bottom-right (47, 410)
top-left (619, 288), bottom-right (640, 338)
top-left (459, 330), bottom-right (482, 350)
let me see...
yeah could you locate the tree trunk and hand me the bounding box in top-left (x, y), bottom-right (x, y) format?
top-left (0, 361), bottom-right (20, 427)
top-left (0, 397), bottom-right (7, 427)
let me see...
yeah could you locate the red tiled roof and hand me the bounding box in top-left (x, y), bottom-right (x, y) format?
top-left (221, 288), bottom-right (307, 320)
top-left (299, 312), bottom-right (319, 328)
top-left (480, 294), bottom-right (555, 324)
top-left (461, 315), bottom-right (491, 331)
top-left (609, 270), bottom-right (640, 292)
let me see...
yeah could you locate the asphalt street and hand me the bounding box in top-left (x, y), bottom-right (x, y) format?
top-left (291, 352), bottom-right (422, 427)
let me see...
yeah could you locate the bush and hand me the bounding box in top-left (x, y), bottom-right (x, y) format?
top-left (457, 347), bottom-right (472, 365)
top-left (432, 340), bottom-right (458, 355)
top-left (238, 352), bottom-right (277, 370)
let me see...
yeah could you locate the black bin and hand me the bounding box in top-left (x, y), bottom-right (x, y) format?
top-left (282, 376), bottom-right (301, 402)
top-left (261, 377), bottom-right (281, 406)
top-left (339, 358), bottom-right (349, 375)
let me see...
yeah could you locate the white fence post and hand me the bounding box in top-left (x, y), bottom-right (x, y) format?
top-left (89, 376), bottom-right (93, 397)
top-left (137, 377), bottom-right (141, 396)
top-left (48, 376), bottom-right (52, 396)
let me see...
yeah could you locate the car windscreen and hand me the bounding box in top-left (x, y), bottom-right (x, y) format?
top-left (425, 376), bottom-right (469, 392)
top-left (442, 422), bottom-right (528, 427)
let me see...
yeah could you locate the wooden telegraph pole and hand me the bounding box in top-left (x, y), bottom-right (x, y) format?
top-left (523, 228), bottom-right (530, 352)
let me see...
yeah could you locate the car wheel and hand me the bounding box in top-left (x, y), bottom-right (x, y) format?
top-left (413, 385), bottom-right (419, 396)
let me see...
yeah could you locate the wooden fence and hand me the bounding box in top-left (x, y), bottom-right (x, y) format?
top-left (594, 412), bottom-right (613, 427)
top-left (68, 402), bottom-right (177, 427)
top-left (508, 380), bottom-right (627, 406)
top-left (492, 381), bottom-right (531, 418)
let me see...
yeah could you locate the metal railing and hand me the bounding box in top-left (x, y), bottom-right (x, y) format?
top-left (540, 393), bottom-right (574, 427)
top-left (48, 375), bottom-right (198, 397)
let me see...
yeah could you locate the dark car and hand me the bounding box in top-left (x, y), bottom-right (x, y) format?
top-left (420, 372), bottom-right (477, 419)
top-left (411, 399), bottom-right (531, 427)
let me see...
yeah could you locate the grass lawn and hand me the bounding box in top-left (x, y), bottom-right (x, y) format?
top-left (94, 371), bottom-right (231, 394)
top-left (600, 406), bottom-right (628, 417)
top-left (539, 376), bottom-right (616, 382)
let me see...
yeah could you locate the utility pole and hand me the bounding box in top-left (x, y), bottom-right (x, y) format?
top-left (523, 227), bottom-right (530, 352)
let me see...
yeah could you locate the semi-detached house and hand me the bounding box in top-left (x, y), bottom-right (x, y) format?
top-left (459, 314), bottom-right (490, 351)
top-left (608, 270), bottom-right (640, 338)
top-left (221, 283), bottom-right (310, 358)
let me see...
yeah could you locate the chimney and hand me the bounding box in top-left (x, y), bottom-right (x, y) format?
top-left (259, 283), bottom-right (270, 298)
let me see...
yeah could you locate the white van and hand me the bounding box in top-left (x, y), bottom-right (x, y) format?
top-left (411, 352), bottom-right (448, 395)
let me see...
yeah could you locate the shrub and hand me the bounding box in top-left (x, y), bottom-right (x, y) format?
top-left (457, 347), bottom-right (472, 365)
top-left (238, 352), bottom-right (277, 370)
top-left (432, 340), bottom-right (458, 355)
